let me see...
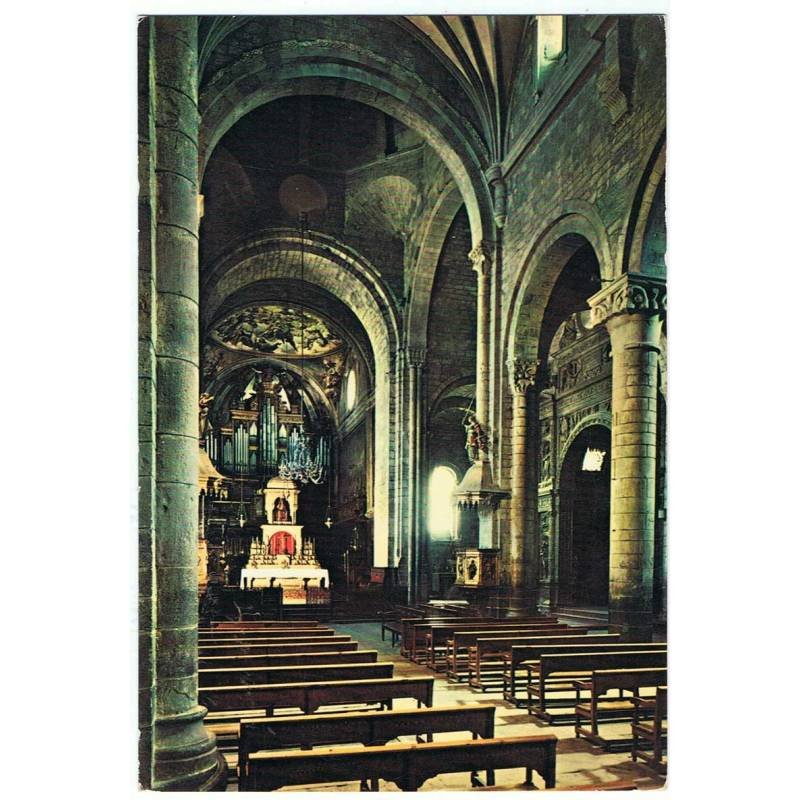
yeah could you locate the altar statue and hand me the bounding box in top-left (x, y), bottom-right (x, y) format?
top-left (272, 495), bottom-right (292, 523)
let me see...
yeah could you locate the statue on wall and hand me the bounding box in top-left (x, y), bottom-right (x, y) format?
top-left (540, 439), bottom-right (551, 482)
top-left (199, 392), bottom-right (215, 438)
top-left (464, 413), bottom-right (489, 461)
top-left (272, 495), bottom-right (292, 523)
top-left (322, 358), bottom-right (343, 402)
top-left (539, 534), bottom-right (550, 581)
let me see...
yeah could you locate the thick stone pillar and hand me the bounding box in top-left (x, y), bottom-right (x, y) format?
top-left (507, 358), bottom-right (537, 615)
top-left (138, 18), bottom-right (157, 788)
top-left (589, 274), bottom-right (666, 641)
top-left (149, 16), bottom-right (226, 790)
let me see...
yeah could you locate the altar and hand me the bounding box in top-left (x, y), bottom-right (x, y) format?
top-left (240, 565), bottom-right (330, 603)
top-left (239, 475), bottom-right (331, 605)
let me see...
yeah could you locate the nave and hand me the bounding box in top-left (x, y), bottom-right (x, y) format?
top-left (199, 609), bottom-right (666, 791)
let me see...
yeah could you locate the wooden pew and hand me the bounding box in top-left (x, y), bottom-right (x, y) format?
top-left (199, 649), bottom-right (378, 670)
top-left (242, 735), bottom-right (558, 791)
top-left (400, 616), bottom-right (487, 658)
top-left (199, 628), bottom-right (334, 641)
top-left (199, 661), bottom-right (393, 688)
top-left (411, 617), bottom-right (559, 665)
top-left (447, 627), bottom-right (591, 681)
top-left (500, 635), bottom-right (624, 701)
top-left (453, 626), bottom-right (587, 685)
top-left (208, 620), bottom-right (320, 629)
top-left (199, 638), bottom-right (357, 656)
top-left (424, 619), bottom-right (564, 669)
top-left (631, 685), bottom-right (667, 772)
top-left (574, 667), bottom-right (667, 748)
top-left (201, 676), bottom-right (435, 719)
top-left (379, 605), bottom-right (446, 642)
top-left (238, 704), bottom-right (496, 789)
top-left (526, 650), bottom-right (667, 722)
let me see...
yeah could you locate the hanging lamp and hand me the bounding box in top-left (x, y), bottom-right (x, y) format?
top-left (276, 175), bottom-right (329, 486)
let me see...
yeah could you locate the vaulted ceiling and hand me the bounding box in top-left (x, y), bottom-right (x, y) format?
top-left (401, 16), bottom-right (527, 155)
top-left (198, 15), bottom-right (531, 163)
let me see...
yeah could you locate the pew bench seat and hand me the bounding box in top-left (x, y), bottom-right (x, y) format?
top-left (573, 668), bottom-right (667, 748)
top-left (241, 735), bottom-right (558, 791)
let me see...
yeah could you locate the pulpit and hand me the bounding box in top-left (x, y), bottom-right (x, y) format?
top-left (455, 548), bottom-right (499, 587)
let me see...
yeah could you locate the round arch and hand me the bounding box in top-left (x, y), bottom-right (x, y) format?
top-left (623, 130), bottom-right (666, 274)
top-left (198, 48), bottom-right (495, 247)
top-left (205, 355), bottom-right (337, 427)
top-left (557, 423), bottom-right (612, 608)
top-left (405, 181), bottom-right (464, 349)
top-left (503, 209), bottom-right (613, 385)
top-left (202, 229), bottom-right (400, 568)
top-left (559, 412), bottom-right (612, 460)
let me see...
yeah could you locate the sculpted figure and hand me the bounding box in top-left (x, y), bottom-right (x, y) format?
top-left (199, 392), bottom-right (215, 438)
top-left (464, 413), bottom-right (488, 461)
top-left (272, 495), bottom-right (291, 523)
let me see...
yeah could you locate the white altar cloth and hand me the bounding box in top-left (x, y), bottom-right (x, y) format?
top-left (240, 566), bottom-right (330, 603)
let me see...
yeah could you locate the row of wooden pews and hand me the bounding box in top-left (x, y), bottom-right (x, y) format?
top-left (389, 603), bottom-right (668, 777)
top-left (198, 618), bottom-right (558, 790)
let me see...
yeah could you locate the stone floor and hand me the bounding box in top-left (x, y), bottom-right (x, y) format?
top-left (225, 622), bottom-right (666, 791)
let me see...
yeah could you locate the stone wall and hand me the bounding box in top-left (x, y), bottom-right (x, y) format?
top-left (425, 207), bottom-right (476, 408)
top-left (503, 16), bottom-right (666, 289)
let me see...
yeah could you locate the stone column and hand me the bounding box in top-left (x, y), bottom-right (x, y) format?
top-left (138, 18), bottom-right (156, 788)
top-left (470, 242), bottom-right (492, 432)
top-left (149, 16), bottom-right (225, 790)
top-left (507, 358), bottom-right (537, 615)
top-left (408, 348), bottom-right (427, 602)
top-left (589, 274), bottom-right (666, 641)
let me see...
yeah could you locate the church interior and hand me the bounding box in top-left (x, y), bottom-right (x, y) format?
top-left (138, 13), bottom-right (667, 791)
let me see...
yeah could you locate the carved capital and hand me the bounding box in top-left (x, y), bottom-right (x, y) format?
top-left (512, 357), bottom-right (539, 394)
top-left (588, 273), bottom-right (667, 329)
top-left (469, 241), bottom-right (494, 277)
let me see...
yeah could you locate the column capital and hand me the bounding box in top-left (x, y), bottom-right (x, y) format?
top-left (469, 240), bottom-right (494, 276)
top-left (588, 273), bottom-right (666, 329)
top-left (511, 357), bottom-right (539, 395)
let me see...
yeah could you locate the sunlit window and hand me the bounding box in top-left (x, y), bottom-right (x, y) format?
top-left (345, 368), bottom-right (357, 411)
top-left (536, 15), bottom-right (565, 83)
top-left (582, 447), bottom-right (606, 472)
top-left (428, 466), bottom-right (458, 538)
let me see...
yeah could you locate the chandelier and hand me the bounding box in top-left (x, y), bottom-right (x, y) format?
top-left (279, 428), bottom-right (326, 485)
top-left (275, 197), bottom-right (327, 485)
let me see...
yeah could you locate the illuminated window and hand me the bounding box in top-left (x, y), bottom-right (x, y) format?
top-left (536, 15), bottom-right (565, 83)
top-left (428, 466), bottom-right (458, 538)
top-left (582, 447), bottom-right (606, 472)
top-left (345, 368), bottom-right (357, 411)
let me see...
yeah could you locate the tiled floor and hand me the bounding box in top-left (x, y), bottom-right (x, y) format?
top-left (225, 622), bottom-right (667, 791)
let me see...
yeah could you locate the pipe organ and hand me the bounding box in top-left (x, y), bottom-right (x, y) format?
top-left (205, 368), bottom-right (330, 480)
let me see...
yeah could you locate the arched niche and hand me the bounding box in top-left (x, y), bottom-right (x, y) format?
top-left (557, 424), bottom-right (611, 608)
top-left (504, 209), bottom-right (612, 376)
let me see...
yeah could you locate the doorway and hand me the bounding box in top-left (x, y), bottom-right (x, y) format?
top-left (558, 425), bottom-right (611, 608)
